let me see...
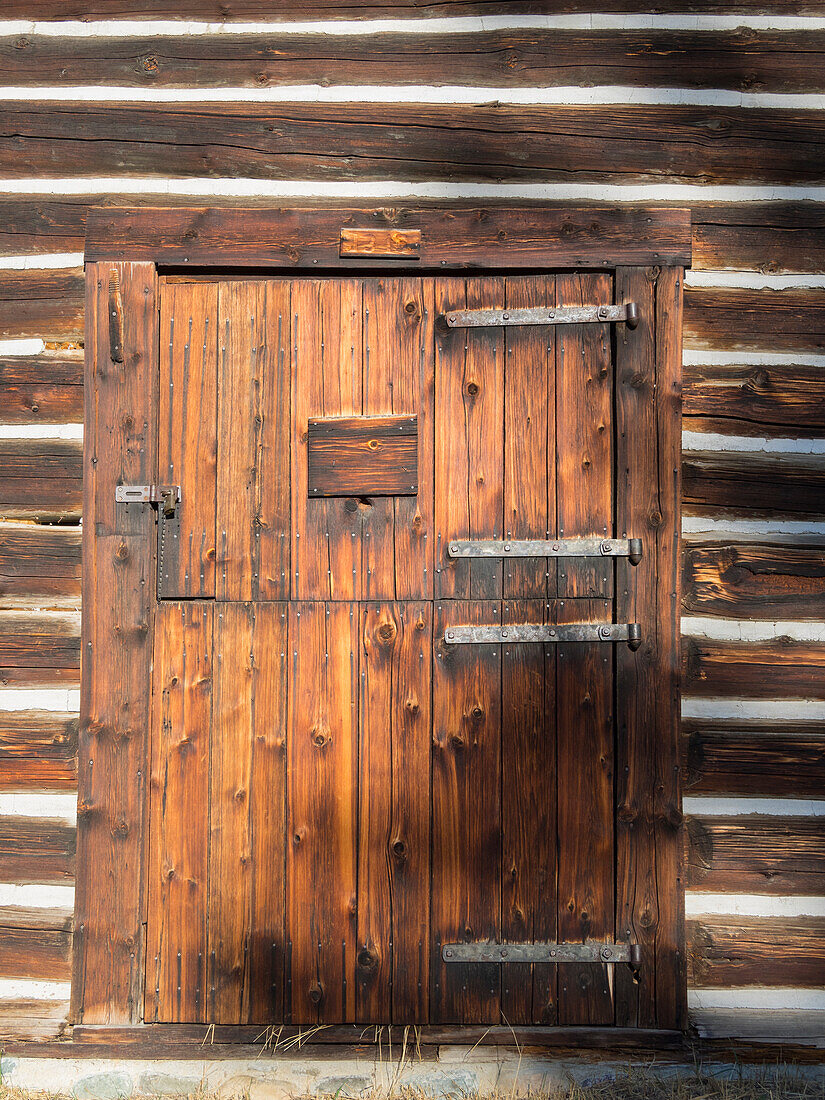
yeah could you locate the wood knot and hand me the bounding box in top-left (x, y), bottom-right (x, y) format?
top-left (465, 380), bottom-right (480, 397)
top-left (308, 982), bottom-right (324, 1005)
top-left (141, 54), bottom-right (159, 73)
top-left (312, 727), bottom-right (330, 748)
top-left (448, 734), bottom-right (465, 751)
top-left (648, 510), bottom-right (663, 529)
top-left (405, 697), bottom-right (420, 715)
top-left (471, 705), bottom-right (484, 720)
top-left (391, 838), bottom-right (407, 862)
top-left (404, 300), bottom-right (418, 315)
top-left (345, 498), bottom-right (359, 512)
top-left (358, 948), bottom-right (377, 971)
top-left (377, 620), bottom-right (396, 644)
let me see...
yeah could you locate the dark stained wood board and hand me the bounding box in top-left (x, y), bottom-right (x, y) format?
top-left (0, 924), bottom-right (73, 982)
top-left (0, 524), bottom-right (80, 609)
top-left (683, 636), bottom-right (825, 698)
top-left (687, 916), bottom-right (825, 988)
top-left (0, 816), bottom-right (76, 885)
top-left (686, 815), bottom-right (825, 894)
top-left (682, 452), bottom-right (825, 516)
top-left (0, 438), bottom-right (82, 520)
top-left (683, 360), bottom-right (825, 437)
top-left (307, 415), bottom-right (418, 497)
top-left (0, 351), bottom-right (84, 424)
top-left (684, 286), bottom-right (825, 353)
top-left (0, 611), bottom-right (79, 686)
top-left (682, 719), bottom-right (825, 799)
top-left (0, 269), bottom-right (84, 342)
top-left (683, 541), bottom-right (825, 619)
top-left (0, 709), bottom-right (78, 790)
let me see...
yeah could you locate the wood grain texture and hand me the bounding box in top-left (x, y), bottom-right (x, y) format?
top-left (686, 815), bottom-right (825, 894)
top-left (0, 611), bottom-right (79, 686)
top-left (287, 602), bottom-right (358, 1023)
top-left (684, 286), bottom-right (825, 353)
top-left (682, 719), bottom-right (825, 798)
top-left (340, 227), bottom-right (421, 257)
top-left (683, 541), bottom-right (825, 619)
top-left (432, 600), bottom-right (501, 1024)
top-left (157, 280), bottom-right (218, 599)
top-left (0, 709), bottom-right (78, 789)
top-left (0, 269), bottom-right (84, 341)
top-left (0, 439), bottom-right (82, 520)
top-left (687, 916), bottom-right (825, 988)
top-left (217, 280), bottom-right (291, 602)
top-left (0, 351), bottom-right (83, 424)
top-left (683, 361), bottom-right (825, 437)
top-left (0, 923), bottom-right (72, 982)
top-left (209, 603), bottom-right (287, 1024)
top-left (691, 202), bottom-right (825, 274)
top-left (357, 603), bottom-right (431, 1023)
top-left (73, 261), bottom-right (158, 1025)
top-left (307, 415), bottom-right (418, 497)
top-left (0, 523), bottom-right (80, 609)
top-left (682, 452), bottom-right (825, 516)
top-left (8, 103), bottom-right (825, 186)
top-left (146, 602), bottom-right (212, 1024)
top-left (683, 636), bottom-right (825, 698)
top-left (7, 32), bottom-right (825, 93)
top-left (0, 817), bottom-right (76, 885)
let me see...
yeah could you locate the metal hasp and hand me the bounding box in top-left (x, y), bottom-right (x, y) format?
top-left (441, 302), bottom-right (639, 329)
top-left (448, 537), bottom-right (643, 565)
top-left (115, 484), bottom-right (180, 518)
top-left (443, 942), bottom-right (642, 970)
top-left (444, 622), bottom-right (642, 650)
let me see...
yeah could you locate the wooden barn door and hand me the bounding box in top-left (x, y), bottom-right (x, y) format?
top-left (139, 271), bottom-right (682, 1029)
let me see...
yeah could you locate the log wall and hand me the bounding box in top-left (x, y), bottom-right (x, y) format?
top-left (0, 2), bottom-right (823, 1047)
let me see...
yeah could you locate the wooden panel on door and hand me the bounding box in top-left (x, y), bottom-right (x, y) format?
top-left (361, 278), bottom-right (435, 600)
top-left (555, 597), bottom-right (615, 1026)
top-left (146, 602), bottom-right (212, 1023)
top-left (291, 280), bottom-right (363, 601)
top-left (208, 603), bottom-right (287, 1023)
top-left (556, 273), bottom-right (614, 599)
top-left (504, 277), bottom-right (557, 599)
top-left (217, 281), bottom-right (291, 601)
top-left (435, 278), bottom-right (505, 600)
top-left (500, 599), bottom-right (557, 1025)
top-left (287, 602), bottom-right (358, 1022)
top-left (432, 599), bottom-right (501, 1023)
top-left (157, 281), bottom-right (218, 599)
top-left (357, 602), bottom-right (431, 1022)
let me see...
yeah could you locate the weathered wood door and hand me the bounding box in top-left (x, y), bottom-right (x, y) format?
top-left (142, 272), bottom-right (683, 1029)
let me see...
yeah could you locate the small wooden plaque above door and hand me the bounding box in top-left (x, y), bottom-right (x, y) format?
top-left (307, 414), bottom-right (418, 497)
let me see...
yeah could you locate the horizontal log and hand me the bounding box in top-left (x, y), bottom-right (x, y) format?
top-left (682, 718), bottom-right (825, 798)
top-left (682, 452), bottom-right (825, 516)
top-left (686, 814), bottom-right (825, 893)
top-left (0, 816), bottom-right (76, 885)
top-left (692, 203), bottom-right (825, 274)
top-left (683, 635), bottom-right (825, 698)
top-left (2, 103), bottom-right (824, 185)
top-left (684, 286), bottom-right (825, 353)
top-left (0, 611), bottom-right (80, 688)
top-left (0, 438), bottom-right (83, 520)
top-left (0, 709), bottom-right (79, 790)
top-left (682, 541), bottom-right (825, 619)
top-left (683, 361), bottom-right (825, 437)
top-left (5, 31), bottom-right (825, 93)
top-left (85, 204), bottom-right (691, 267)
top-left (0, 270), bottom-right (84, 342)
top-left (0, 999), bottom-right (69, 1041)
top-left (688, 916), bottom-right (825, 987)
top-left (0, 352), bottom-right (83, 425)
top-left (692, 1008), bottom-right (825, 1045)
top-left (0, 523), bottom-right (81, 608)
top-left (0, 906), bottom-right (73, 932)
top-left (0, 924), bottom-right (72, 982)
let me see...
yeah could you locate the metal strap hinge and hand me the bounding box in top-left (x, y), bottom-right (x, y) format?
top-left (444, 623), bottom-right (642, 650)
top-left (443, 942), bottom-right (642, 970)
top-left (448, 538), bottom-right (642, 565)
top-left (441, 302), bottom-right (638, 330)
top-left (115, 484), bottom-right (180, 517)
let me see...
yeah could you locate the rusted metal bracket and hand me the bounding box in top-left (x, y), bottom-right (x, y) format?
top-left (441, 302), bottom-right (638, 329)
top-left (108, 268), bottom-right (124, 363)
top-left (443, 942), bottom-right (642, 970)
top-left (448, 537), bottom-right (642, 565)
top-left (115, 484), bottom-right (180, 518)
top-left (444, 622), bottom-right (642, 650)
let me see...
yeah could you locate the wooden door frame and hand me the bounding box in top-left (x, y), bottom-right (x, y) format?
top-left (75, 205), bottom-right (689, 1033)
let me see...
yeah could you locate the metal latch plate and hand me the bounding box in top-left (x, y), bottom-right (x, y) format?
top-left (442, 302), bottom-right (638, 329)
top-left (442, 942), bottom-right (639, 965)
top-left (448, 537), bottom-right (642, 564)
top-left (115, 484), bottom-right (180, 517)
top-left (444, 622), bottom-right (641, 648)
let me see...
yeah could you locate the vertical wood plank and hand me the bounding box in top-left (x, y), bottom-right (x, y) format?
top-left (362, 278), bottom-right (435, 601)
top-left (357, 602), bottom-right (431, 1023)
top-left (432, 599), bottom-right (501, 1023)
top-left (555, 597), bottom-right (615, 1026)
top-left (556, 273), bottom-right (614, 598)
top-left (146, 602), bottom-right (212, 1023)
top-left (208, 602), bottom-right (288, 1023)
top-left (74, 261), bottom-right (158, 1024)
top-left (217, 281), bottom-right (291, 601)
top-left (287, 602), bottom-right (358, 1023)
top-left (503, 276), bottom-right (556, 599)
top-left (615, 267), bottom-right (685, 1031)
top-left (500, 599), bottom-right (557, 1025)
top-left (157, 281), bottom-right (218, 599)
top-left (435, 278), bottom-right (504, 600)
top-left (292, 280), bottom-right (363, 601)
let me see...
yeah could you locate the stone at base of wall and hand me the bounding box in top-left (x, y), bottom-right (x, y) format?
top-left (1, 1052), bottom-right (823, 1098)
